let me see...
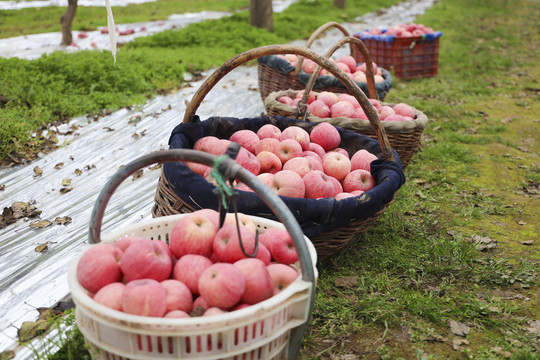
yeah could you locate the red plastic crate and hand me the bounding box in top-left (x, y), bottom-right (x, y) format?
top-left (354, 34), bottom-right (440, 79)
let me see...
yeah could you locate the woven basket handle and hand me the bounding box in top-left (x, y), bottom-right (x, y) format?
top-left (295, 21), bottom-right (352, 73)
top-left (298, 36), bottom-right (378, 112)
top-left (183, 44), bottom-right (394, 162)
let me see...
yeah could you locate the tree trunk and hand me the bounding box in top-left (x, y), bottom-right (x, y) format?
top-left (250, 0), bottom-right (274, 32)
top-left (60, 0), bottom-right (78, 46)
top-left (333, 0), bottom-right (346, 9)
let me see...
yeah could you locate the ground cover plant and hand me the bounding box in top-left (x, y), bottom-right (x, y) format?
top-left (1, 0), bottom-right (539, 359)
top-left (0, 0), bottom-right (400, 163)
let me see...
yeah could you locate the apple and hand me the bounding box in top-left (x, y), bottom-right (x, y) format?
top-left (191, 296), bottom-right (210, 316)
top-left (194, 136), bottom-right (227, 155)
top-left (302, 150), bottom-right (322, 163)
top-left (93, 282), bottom-right (125, 311)
top-left (259, 228), bottom-right (298, 265)
top-left (295, 90), bottom-right (316, 104)
top-left (269, 170), bottom-right (306, 198)
top-left (277, 96), bottom-right (293, 106)
top-left (173, 254), bottom-right (213, 295)
top-left (337, 94), bottom-right (360, 109)
top-left (213, 223), bottom-right (257, 263)
top-left (368, 98), bottom-right (382, 111)
top-left (352, 107), bottom-right (369, 120)
top-left (282, 157), bottom-right (315, 178)
top-left (335, 61), bottom-right (351, 74)
top-left (234, 258), bottom-right (273, 305)
top-left (184, 161), bottom-right (211, 177)
top-left (257, 151), bottom-right (282, 174)
top-left (301, 59), bottom-right (318, 74)
top-left (120, 239), bottom-right (173, 282)
top-left (308, 99), bottom-right (331, 118)
top-left (198, 263), bottom-right (246, 309)
top-left (224, 212), bottom-right (257, 234)
top-left (191, 208), bottom-right (220, 230)
top-left (327, 147), bottom-right (349, 158)
top-left (378, 105), bottom-right (395, 121)
top-left (257, 172), bottom-right (274, 187)
top-left (229, 130), bottom-right (260, 154)
top-left (170, 212), bottom-right (217, 259)
top-left (114, 235), bottom-right (144, 252)
top-left (77, 243), bottom-right (123, 294)
top-left (316, 91), bottom-right (339, 108)
top-left (331, 101), bottom-right (355, 118)
top-left (335, 192), bottom-right (356, 200)
top-left (308, 142), bottom-right (326, 160)
top-left (322, 152), bottom-right (351, 182)
top-left (384, 114), bottom-right (410, 122)
top-left (266, 263), bottom-right (299, 295)
top-left (310, 122), bottom-right (341, 151)
top-left (203, 307), bottom-right (227, 316)
top-left (164, 310), bottom-right (190, 319)
top-left (236, 147), bottom-right (261, 175)
top-left (352, 71), bottom-right (367, 83)
top-left (328, 175), bottom-right (343, 197)
top-left (392, 103), bottom-right (416, 118)
top-left (304, 155), bottom-right (324, 172)
top-left (350, 149), bottom-right (378, 172)
top-left (374, 75), bottom-right (385, 83)
top-left (122, 279), bottom-right (168, 317)
top-left (254, 137), bottom-right (280, 155)
top-left (343, 169), bottom-right (377, 192)
top-left (280, 126), bottom-right (310, 151)
top-left (303, 170), bottom-right (335, 199)
top-left (161, 279), bottom-right (193, 314)
top-left (274, 139), bottom-right (303, 164)
top-left (284, 54), bottom-right (298, 63)
top-left (336, 55), bottom-right (357, 73)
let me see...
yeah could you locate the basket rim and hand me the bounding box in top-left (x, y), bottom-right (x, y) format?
top-left (264, 89), bottom-right (428, 132)
top-left (69, 213), bottom-right (318, 332)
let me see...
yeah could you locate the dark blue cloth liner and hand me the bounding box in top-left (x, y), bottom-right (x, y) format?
top-left (258, 55), bottom-right (393, 100)
top-left (164, 115), bottom-right (405, 238)
top-left (355, 31), bottom-right (443, 43)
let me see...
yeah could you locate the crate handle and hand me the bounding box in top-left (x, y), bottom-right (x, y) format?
top-left (295, 21), bottom-right (352, 73)
top-left (88, 149), bottom-right (316, 360)
top-left (183, 44), bottom-right (395, 162)
top-left (296, 35), bottom-right (379, 119)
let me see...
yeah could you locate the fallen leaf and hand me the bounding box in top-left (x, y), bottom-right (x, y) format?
top-left (448, 320), bottom-right (470, 337)
top-left (62, 178), bottom-right (72, 187)
top-left (470, 235), bottom-right (497, 251)
top-left (29, 220), bottom-right (52, 229)
top-left (452, 338), bottom-right (469, 350)
top-left (54, 162), bottom-right (64, 169)
top-left (517, 220), bottom-right (526, 225)
top-left (149, 164), bottom-right (162, 171)
top-left (35, 242), bottom-right (49, 252)
top-left (17, 319), bottom-right (49, 342)
top-left (103, 127), bottom-right (115, 132)
top-left (132, 169), bottom-right (144, 180)
top-left (519, 240), bottom-right (534, 245)
top-left (54, 216), bottom-right (72, 225)
top-left (517, 146), bottom-right (530, 153)
top-left (0, 350), bottom-right (15, 360)
top-left (525, 320), bottom-right (540, 334)
top-left (59, 187), bottom-right (73, 194)
top-left (33, 166), bottom-right (43, 176)
top-left (84, 164), bottom-right (96, 171)
top-left (500, 117), bottom-right (513, 123)
top-left (335, 276), bottom-right (359, 288)
top-left (74, 169), bottom-right (82, 176)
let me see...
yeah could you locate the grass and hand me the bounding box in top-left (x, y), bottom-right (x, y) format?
top-left (3, 0), bottom-right (540, 359)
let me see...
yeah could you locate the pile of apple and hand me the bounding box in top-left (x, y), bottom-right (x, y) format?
top-left (186, 122), bottom-right (380, 200)
top-left (359, 23), bottom-right (436, 38)
top-left (277, 90), bottom-right (417, 122)
top-left (76, 209), bottom-right (303, 318)
top-left (276, 53), bottom-right (385, 84)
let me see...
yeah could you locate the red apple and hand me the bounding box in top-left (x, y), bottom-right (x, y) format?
top-left (350, 149), bottom-right (378, 172)
top-left (229, 130), bottom-right (260, 154)
top-left (304, 155), bottom-right (324, 172)
top-left (164, 310), bottom-right (190, 318)
top-left (254, 137), bottom-right (280, 155)
top-left (280, 126), bottom-right (310, 151)
top-left (282, 157), bottom-right (315, 178)
top-left (194, 136), bottom-right (227, 155)
top-left (213, 223), bottom-right (257, 263)
top-left (316, 91), bottom-right (339, 108)
top-left (328, 176), bottom-right (343, 197)
top-left (191, 296), bottom-right (210, 316)
top-left (259, 228), bottom-right (298, 265)
top-left (257, 172), bottom-right (274, 187)
top-left (308, 99), bottom-right (331, 118)
top-left (302, 150), bottom-right (322, 163)
top-left (303, 170), bottom-right (335, 199)
top-left (266, 263), bottom-right (299, 295)
top-left (257, 151), bottom-right (282, 174)
top-left (161, 279), bottom-right (193, 314)
top-left (122, 279), bottom-right (167, 317)
top-left (269, 170), bottom-right (306, 198)
top-left (198, 263), bottom-right (246, 309)
top-left (378, 105), bottom-right (395, 120)
top-left (310, 122), bottom-right (341, 151)
top-left (384, 114), bottom-right (409, 122)
top-left (257, 124), bottom-right (282, 140)
top-left (295, 90), bottom-right (316, 104)
top-left (331, 101), bottom-right (355, 118)
top-left (169, 212), bottom-right (217, 259)
top-left (301, 59), bottom-right (317, 74)
top-left (308, 142), bottom-right (326, 160)
top-left (120, 239), bottom-right (173, 282)
top-left (392, 103), bottom-right (416, 118)
top-left (335, 192), bottom-right (356, 200)
top-left (173, 254), bottom-right (213, 295)
top-left (93, 282), bottom-right (125, 311)
top-left (274, 139), bottom-right (303, 164)
top-left (343, 169), bottom-right (377, 192)
top-left (113, 235), bottom-right (144, 252)
top-left (322, 152), bottom-right (351, 182)
top-left (77, 243), bottom-right (123, 294)
top-left (368, 98), bottom-right (382, 111)
top-left (234, 258), bottom-right (273, 305)
top-left (337, 94), bottom-right (360, 109)
top-left (277, 96), bottom-right (293, 106)
top-left (337, 55), bottom-right (357, 73)
top-left (236, 147), bottom-right (261, 175)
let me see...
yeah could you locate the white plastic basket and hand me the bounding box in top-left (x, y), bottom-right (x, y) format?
top-left (68, 149), bottom-right (318, 360)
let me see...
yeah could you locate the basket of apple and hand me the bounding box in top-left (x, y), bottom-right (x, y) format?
top-left (68, 149), bottom-right (318, 360)
top-left (152, 44), bottom-right (405, 260)
top-left (257, 22), bottom-right (392, 102)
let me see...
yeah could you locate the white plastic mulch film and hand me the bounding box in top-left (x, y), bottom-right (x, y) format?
top-left (105, 0), bottom-right (117, 62)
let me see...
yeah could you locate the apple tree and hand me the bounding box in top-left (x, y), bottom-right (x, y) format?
top-left (250, 0), bottom-right (274, 32)
top-left (333, 0), bottom-right (346, 8)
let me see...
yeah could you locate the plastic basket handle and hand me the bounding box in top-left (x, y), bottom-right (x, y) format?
top-left (88, 149), bottom-right (316, 360)
top-left (183, 44), bottom-right (395, 162)
top-left (295, 21), bottom-right (352, 73)
top-left (298, 36), bottom-right (378, 116)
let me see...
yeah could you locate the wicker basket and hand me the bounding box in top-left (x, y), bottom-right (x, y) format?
top-left (71, 149), bottom-right (318, 360)
top-left (264, 36), bottom-right (427, 168)
top-left (257, 21), bottom-right (392, 102)
top-left (153, 44), bottom-right (405, 260)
